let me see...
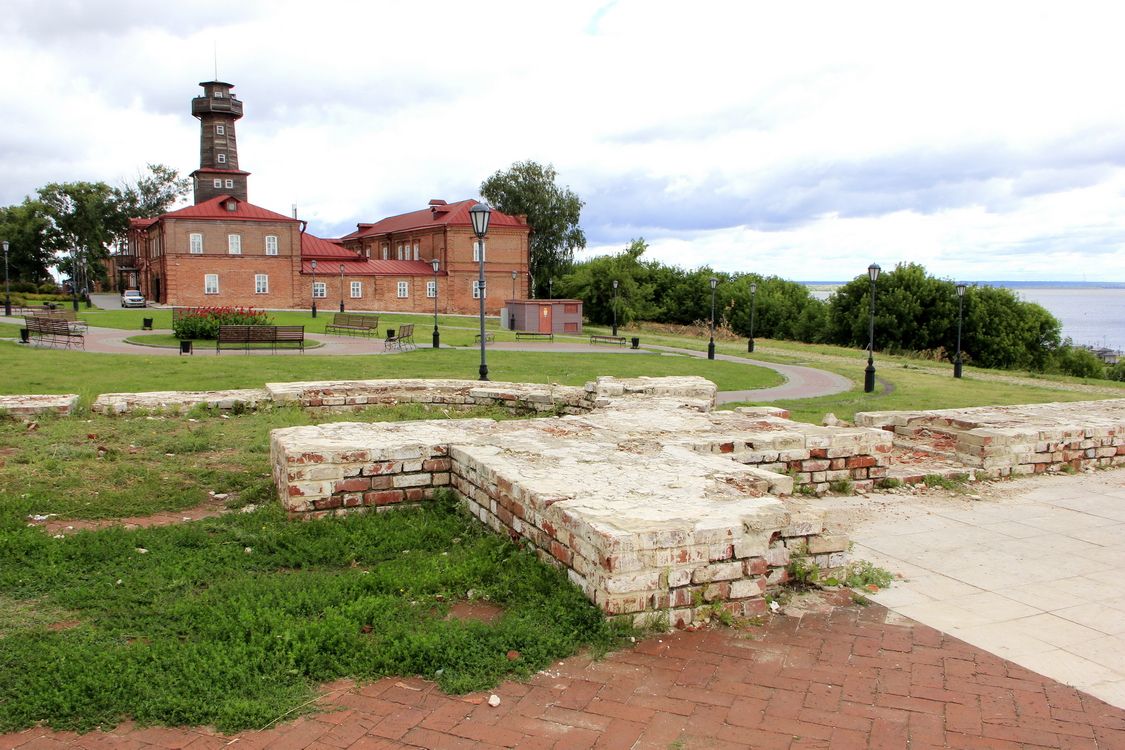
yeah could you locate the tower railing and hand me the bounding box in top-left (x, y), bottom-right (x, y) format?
top-left (191, 97), bottom-right (243, 116)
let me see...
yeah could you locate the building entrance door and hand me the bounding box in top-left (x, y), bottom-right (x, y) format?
top-left (539, 305), bottom-right (553, 334)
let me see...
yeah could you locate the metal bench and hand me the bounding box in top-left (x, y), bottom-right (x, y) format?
top-left (324, 312), bottom-right (380, 337)
top-left (385, 323), bottom-right (416, 352)
top-left (515, 331), bottom-right (554, 341)
top-left (24, 316), bottom-right (85, 349)
top-left (590, 334), bottom-right (627, 346)
top-left (36, 308), bottom-right (87, 333)
top-left (216, 325), bottom-right (305, 353)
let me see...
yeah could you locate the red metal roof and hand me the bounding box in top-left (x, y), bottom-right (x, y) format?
top-left (348, 199), bottom-right (527, 239)
top-left (300, 258), bottom-right (442, 276)
top-left (301, 233), bottom-right (360, 259)
top-left (161, 196), bottom-right (298, 223)
top-left (129, 217), bottom-right (158, 229)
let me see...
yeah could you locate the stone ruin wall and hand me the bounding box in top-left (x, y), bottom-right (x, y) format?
top-left (856, 399), bottom-right (1125, 477)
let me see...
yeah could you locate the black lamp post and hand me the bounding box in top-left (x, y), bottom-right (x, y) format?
top-left (708, 277), bottom-right (718, 360)
top-left (748, 281), bottom-right (758, 353)
top-left (954, 282), bottom-right (966, 378)
top-left (431, 258), bottom-right (440, 349)
top-left (548, 277), bottom-right (553, 300)
top-left (71, 248), bottom-right (80, 312)
top-left (470, 202), bottom-right (491, 381)
top-left (511, 270), bottom-right (517, 301)
top-left (611, 279), bottom-right (619, 336)
top-left (310, 259), bottom-right (318, 318)
top-left (864, 263), bottom-right (881, 393)
top-left (2, 241), bottom-right (10, 317)
top-left (339, 264), bottom-right (345, 313)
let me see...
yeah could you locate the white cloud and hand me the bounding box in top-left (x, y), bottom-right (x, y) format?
top-left (0, 0), bottom-right (1123, 280)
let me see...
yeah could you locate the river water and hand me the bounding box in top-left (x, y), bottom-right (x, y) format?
top-left (807, 283), bottom-right (1125, 352)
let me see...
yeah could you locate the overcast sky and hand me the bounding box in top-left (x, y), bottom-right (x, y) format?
top-left (2, 0), bottom-right (1124, 281)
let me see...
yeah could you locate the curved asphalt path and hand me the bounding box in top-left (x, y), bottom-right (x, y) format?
top-left (3, 302), bottom-right (855, 402)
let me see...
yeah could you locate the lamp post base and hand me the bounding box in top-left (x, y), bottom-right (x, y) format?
top-left (339, 301), bottom-right (345, 313)
top-left (864, 363), bottom-right (876, 393)
top-left (311, 303), bottom-right (317, 319)
top-left (478, 364), bottom-right (489, 381)
top-left (432, 329), bottom-right (440, 349)
top-left (3, 299), bottom-right (9, 318)
top-left (954, 359), bottom-right (963, 378)
top-left (612, 325), bottom-right (618, 336)
top-left (707, 340), bottom-right (716, 360)
top-left (747, 338), bottom-right (754, 353)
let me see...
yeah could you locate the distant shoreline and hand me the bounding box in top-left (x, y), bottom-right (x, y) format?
top-left (800, 281), bottom-right (1125, 289)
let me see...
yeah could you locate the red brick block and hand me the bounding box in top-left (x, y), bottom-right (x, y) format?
top-left (334, 477), bottom-right (371, 493)
top-left (364, 490), bottom-right (405, 506)
top-left (313, 496), bottom-right (343, 510)
top-left (846, 455), bottom-right (877, 469)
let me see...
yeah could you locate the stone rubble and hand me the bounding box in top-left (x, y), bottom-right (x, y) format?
top-left (0, 394), bottom-right (79, 419)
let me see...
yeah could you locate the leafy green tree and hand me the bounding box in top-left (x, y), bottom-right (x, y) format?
top-left (480, 161), bottom-right (585, 297)
top-left (960, 286), bottom-right (1060, 370)
top-left (558, 239), bottom-right (648, 326)
top-left (0, 200), bottom-right (52, 283)
top-left (119, 163), bottom-right (191, 218)
top-left (38, 181), bottom-right (127, 293)
top-left (1049, 344), bottom-right (1106, 379)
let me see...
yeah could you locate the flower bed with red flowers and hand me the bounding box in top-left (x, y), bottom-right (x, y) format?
top-left (171, 306), bottom-right (274, 340)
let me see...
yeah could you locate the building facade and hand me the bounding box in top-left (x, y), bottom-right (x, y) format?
top-left (124, 80), bottom-right (530, 316)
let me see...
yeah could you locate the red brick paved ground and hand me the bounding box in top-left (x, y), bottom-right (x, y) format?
top-left (4, 593), bottom-right (1124, 749)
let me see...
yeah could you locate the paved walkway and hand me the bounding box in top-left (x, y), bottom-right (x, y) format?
top-left (852, 471), bottom-right (1125, 713)
top-left (5, 589), bottom-right (1125, 749)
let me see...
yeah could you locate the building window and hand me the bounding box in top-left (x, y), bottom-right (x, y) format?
top-left (189, 233), bottom-right (203, 254)
top-left (204, 274), bottom-right (219, 294)
top-left (473, 280), bottom-right (486, 299)
top-left (217, 153), bottom-right (227, 164)
top-left (313, 282), bottom-right (326, 299)
top-left (413, 242), bottom-right (420, 261)
top-left (397, 281), bottom-right (409, 298)
top-left (216, 124), bottom-right (225, 135)
top-left (228, 234), bottom-right (241, 254)
top-left (396, 243), bottom-right (404, 260)
top-left (350, 281), bottom-right (362, 298)
top-left (255, 274), bottom-right (269, 294)
top-left (381, 244), bottom-right (388, 260)
top-left (426, 280), bottom-right (436, 298)
top-left (225, 179), bottom-right (234, 189)
top-left (473, 240), bottom-right (486, 262)
top-left (564, 303), bottom-right (579, 313)
top-left (213, 179), bottom-right (222, 188)
top-left (213, 90), bottom-right (224, 99)
top-left (265, 235), bottom-right (278, 255)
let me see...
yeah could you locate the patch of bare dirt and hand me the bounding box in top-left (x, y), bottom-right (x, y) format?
top-left (445, 600), bottom-right (505, 624)
top-left (33, 496), bottom-right (236, 536)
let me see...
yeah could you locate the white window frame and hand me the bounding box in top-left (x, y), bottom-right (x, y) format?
top-left (350, 280), bottom-right (363, 298)
top-left (212, 179), bottom-right (222, 188)
top-left (224, 179), bottom-right (234, 189)
top-left (312, 282), bottom-right (327, 299)
top-left (381, 244), bottom-right (388, 260)
top-left (227, 234), bottom-right (241, 254)
top-left (265, 235), bottom-right (278, 255)
top-left (217, 153), bottom-right (227, 164)
top-left (473, 240), bottom-right (486, 262)
top-left (216, 124), bottom-right (225, 135)
top-left (189, 233), bottom-right (203, 254)
top-left (397, 243), bottom-right (405, 260)
top-left (204, 274), bottom-right (219, 294)
top-left (426, 280), bottom-right (436, 298)
top-left (473, 279), bottom-right (486, 299)
top-left (413, 242), bottom-right (420, 261)
top-left (255, 274), bottom-right (269, 294)
top-left (397, 281), bottom-right (409, 298)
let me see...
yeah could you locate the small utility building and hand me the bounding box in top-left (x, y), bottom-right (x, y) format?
top-left (504, 299), bottom-right (583, 335)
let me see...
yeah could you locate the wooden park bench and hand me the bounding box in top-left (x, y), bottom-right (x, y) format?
top-left (24, 316), bottom-right (85, 349)
top-left (515, 331), bottom-right (553, 341)
top-left (216, 325), bottom-right (305, 353)
top-left (384, 323), bottom-right (416, 352)
top-left (324, 312), bottom-right (380, 337)
top-left (590, 334), bottom-right (627, 346)
top-left (36, 308), bottom-right (87, 333)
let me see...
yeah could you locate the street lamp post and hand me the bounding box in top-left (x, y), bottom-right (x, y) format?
top-left (431, 258), bottom-right (440, 349)
top-left (339, 264), bottom-right (345, 313)
top-left (708, 277), bottom-right (718, 360)
top-left (71, 249), bottom-right (80, 312)
top-left (748, 281), bottom-right (758, 353)
top-left (2, 241), bottom-right (10, 318)
top-left (511, 270), bottom-right (517, 301)
top-left (470, 202), bottom-right (491, 381)
top-left (954, 282), bottom-right (966, 378)
top-left (310, 259), bottom-right (318, 318)
top-left (864, 263), bottom-right (881, 393)
top-left (611, 279), bottom-right (619, 336)
top-left (548, 277), bottom-right (553, 300)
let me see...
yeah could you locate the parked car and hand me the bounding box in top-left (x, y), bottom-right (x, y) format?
top-left (121, 289), bottom-right (147, 308)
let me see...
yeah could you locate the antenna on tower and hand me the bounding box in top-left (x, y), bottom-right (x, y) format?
top-left (213, 42), bottom-right (218, 80)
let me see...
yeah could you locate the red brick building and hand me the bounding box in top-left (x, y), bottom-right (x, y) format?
top-left (124, 80), bottom-right (530, 315)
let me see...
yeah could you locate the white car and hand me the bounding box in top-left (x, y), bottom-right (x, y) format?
top-left (121, 290), bottom-right (147, 308)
